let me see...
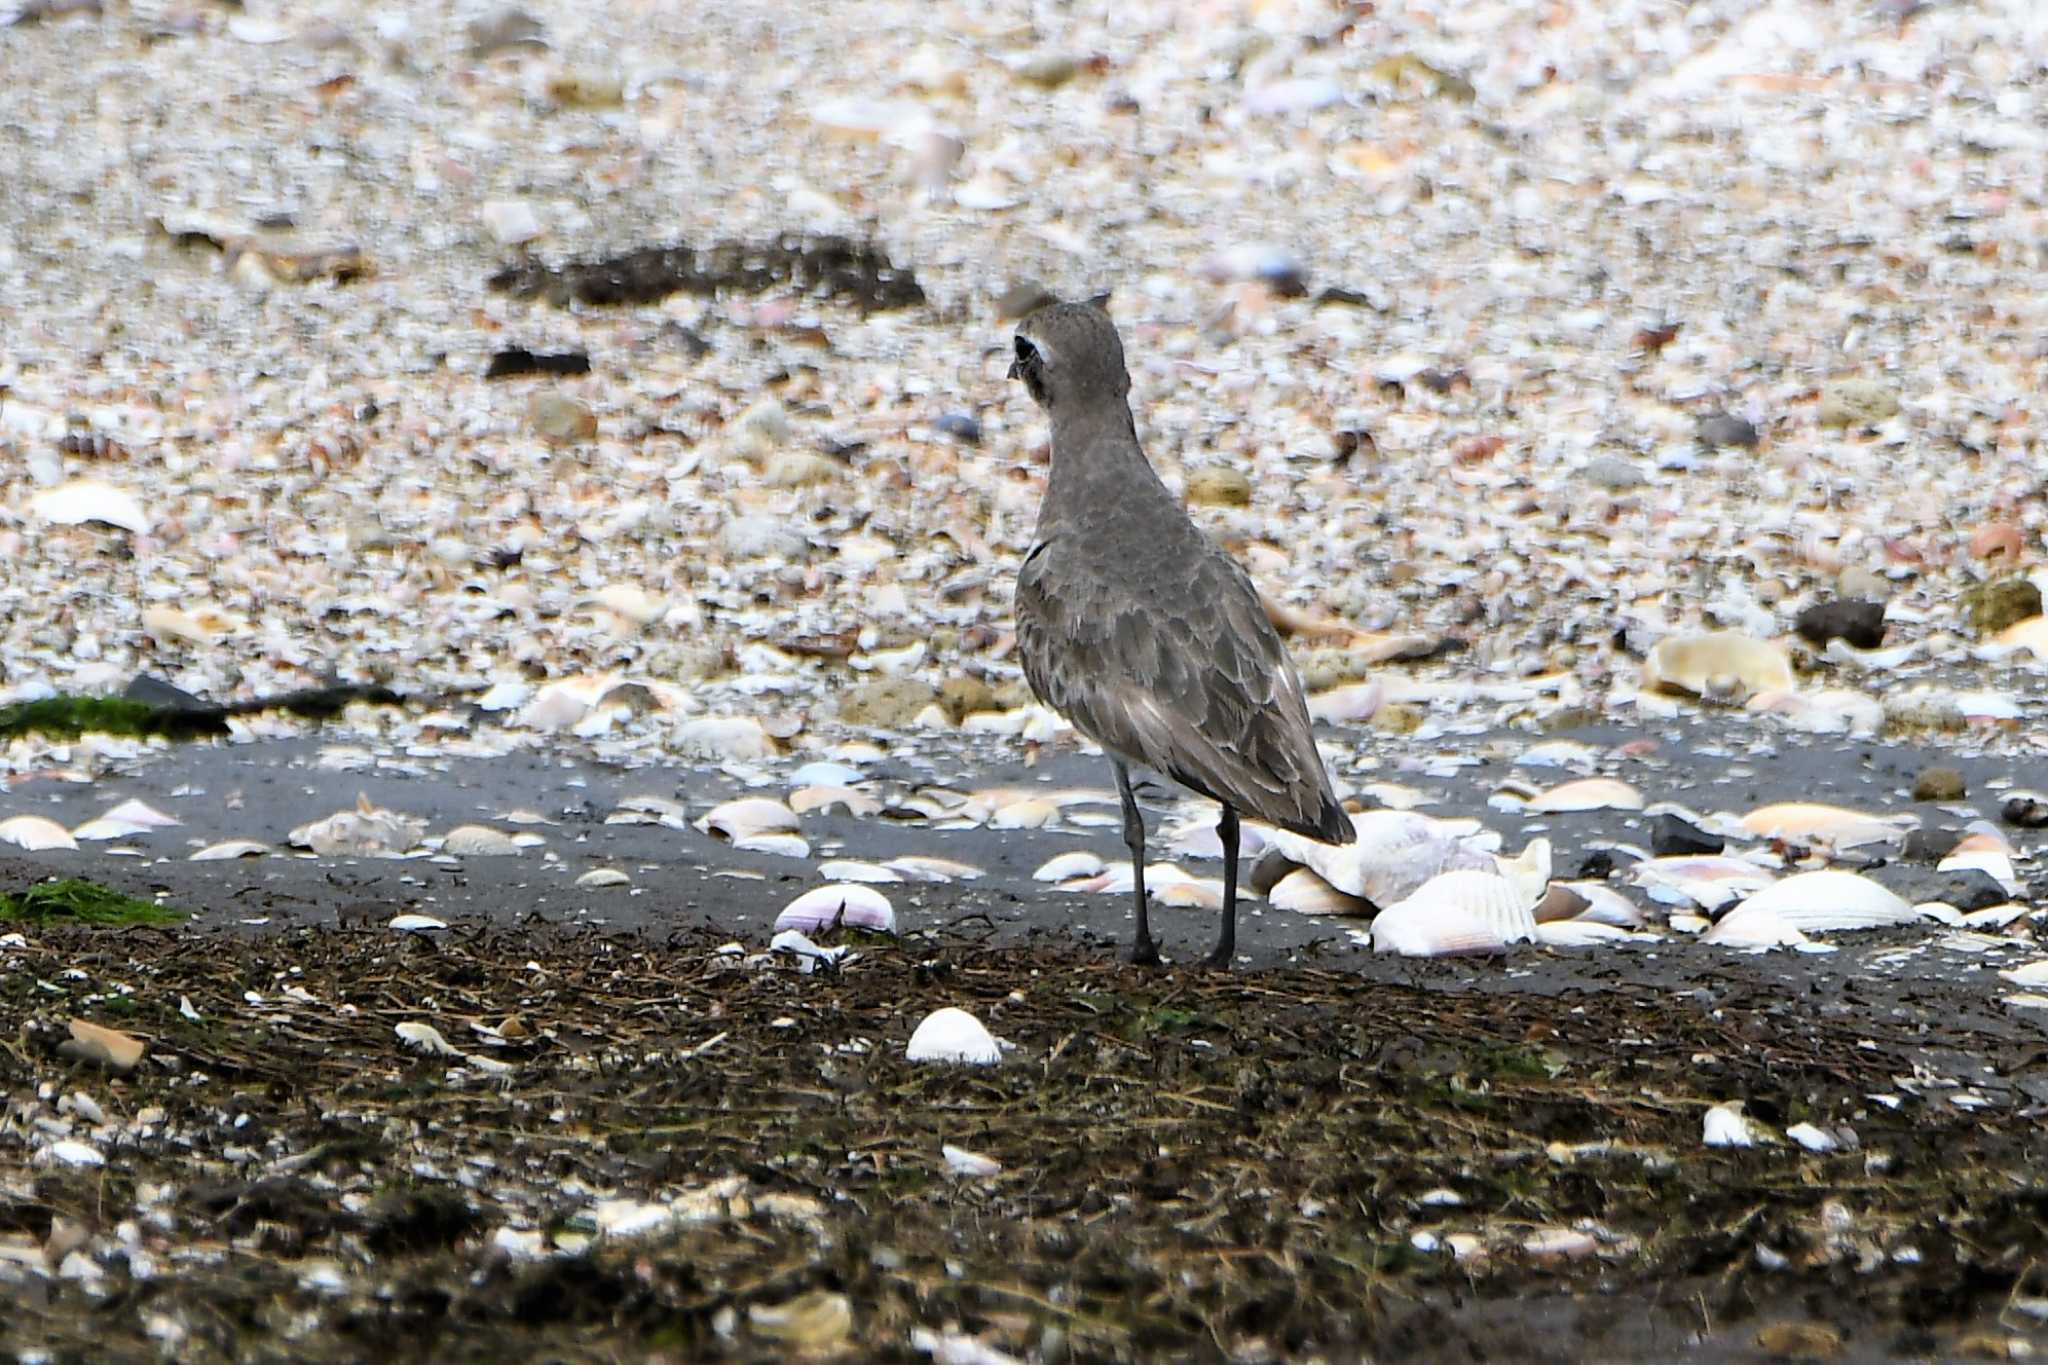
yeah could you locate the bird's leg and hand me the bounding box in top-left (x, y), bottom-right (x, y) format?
top-left (1112, 761), bottom-right (1160, 966)
top-left (1204, 804), bottom-right (1241, 970)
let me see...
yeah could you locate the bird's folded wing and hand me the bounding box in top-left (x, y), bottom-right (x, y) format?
top-left (1016, 544), bottom-right (1347, 841)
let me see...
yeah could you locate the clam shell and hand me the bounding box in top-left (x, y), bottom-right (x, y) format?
top-left (1268, 868), bottom-right (1373, 916)
top-left (790, 785), bottom-right (883, 817)
top-left (1739, 802), bottom-right (1911, 847)
top-left (189, 840), bottom-right (271, 861)
top-left (905, 1007), bottom-right (1003, 1066)
top-left (1525, 778), bottom-right (1643, 813)
top-left (0, 816), bottom-right (78, 851)
top-left (1727, 870), bottom-right (1918, 931)
top-left (1643, 631), bottom-right (1793, 700)
top-left (884, 855), bottom-right (984, 882)
top-left (1629, 855), bottom-right (1776, 912)
top-left (1534, 920), bottom-right (1662, 947)
top-left (774, 884), bottom-right (896, 935)
top-left (815, 859), bottom-right (905, 884)
top-left (1033, 851), bottom-right (1107, 883)
top-left (28, 479), bottom-right (150, 535)
top-left (441, 825), bottom-right (522, 857)
top-left (696, 798), bottom-right (801, 842)
top-left (1557, 881), bottom-right (1650, 928)
top-left (1699, 904), bottom-right (1831, 953)
top-left (1369, 870), bottom-right (1538, 957)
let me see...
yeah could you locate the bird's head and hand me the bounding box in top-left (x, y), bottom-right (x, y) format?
top-left (1008, 295), bottom-right (1128, 411)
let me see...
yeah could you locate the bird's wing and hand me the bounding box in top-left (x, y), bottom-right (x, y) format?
top-left (1016, 536), bottom-right (1350, 843)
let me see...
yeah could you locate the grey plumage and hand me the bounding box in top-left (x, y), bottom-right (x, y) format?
top-left (1009, 300), bottom-right (1355, 967)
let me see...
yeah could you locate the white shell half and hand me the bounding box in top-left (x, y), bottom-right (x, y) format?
top-left (0, 816), bottom-right (79, 851)
top-left (696, 798), bottom-right (801, 842)
top-left (1268, 868), bottom-right (1373, 916)
top-left (1264, 810), bottom-right (1497, 905)
top-left (1728, 870), bottom-right (1918, 932)
top-left (1370, 870), bottom-right (1538, 957)
top-left (774, 884), bottom-right (896, 935)
top-left (906, 1007), bottom-right (1003, 1066)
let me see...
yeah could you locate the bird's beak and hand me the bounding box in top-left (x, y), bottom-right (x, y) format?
top-left (1006, 359), bottom-right (1021, 381)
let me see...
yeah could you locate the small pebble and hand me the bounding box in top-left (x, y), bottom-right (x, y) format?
top-left (1795, 599), bottom-right (1886, 650)
top-left (1696, 412), bottom-right (1760, 448)
top-left (1651, 813), bottom-right (1723, 857)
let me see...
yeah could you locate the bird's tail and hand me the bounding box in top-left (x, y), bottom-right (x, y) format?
top-left (1311, 792), bottom-right (1356, 846)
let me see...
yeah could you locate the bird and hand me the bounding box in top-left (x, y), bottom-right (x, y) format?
top-left (1007, 299), bottom-right (1356, 968)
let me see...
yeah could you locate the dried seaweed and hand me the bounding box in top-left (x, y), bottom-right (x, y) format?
top-left (487, 235), bottom-right (926, 313)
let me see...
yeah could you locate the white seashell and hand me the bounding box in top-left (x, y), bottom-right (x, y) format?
top-left (480, 198), bottom-right (545, 246)
top-left (190, 840), bottom-right (271, 861)
top-left (1700, 904), bottom-right (1831, 953)
top-left (1786, 1123), bottom-right (1838, 1153)
top-left (1729, 871), bottom-right (1918, 932)
top-left (1370, 870), bottom-right (1538, 957)
top-left (72, 817), bottom-right (152, 843)
top-left (476, 681), bottom-right (532, 712)
top-left (1702, 1101), bottom-right (1771, 1148)
top-left (396, 1022), bottom-right (459, 1055)
top-left (389, 914), bottom-right (449, 932)
top-left (775, 885), bottom-right (896, 935)
top-left (989, 798), bottom-right (1059, 830)
top-left (1997, 961), bottom-right (2048, 987)
top-left (0, 816), bottom-right (78, 851)
top-left (1534, 921), bottom-right (1662, 947)
top-left (1525, 778), bottom-right (1642, 813)
top-left (791, 761), bottom-right (865, 787)
top-left (142, 604), bottom-right (246, 647)
top-left (1268, 868), bottom-right (1373, 915)
top-left (576, 869), bottom-right (631, 888)
top-left (1558, 881), bottom-right (1649, 928)
top-left (292, 796), bottom-right (425, 857)
top-left (1739, 803), bottom-right (1910, 848)
top-left (1155, 879), bottom-right (1225, 910)
top-left (1264, 810), bottom-right (1496, 906)
top-left (1937, 848), bottom-right (2021, 896)
top-left (1518, 740), bottom-right (1600, 772)
top-left (1308, 681), bottom-right (1383, 723)
top-left (591, 1199), bottom-right (674, 1240)
top-left (1033, 851), bottom-right (1106, 883)
top-left (441, 825), bottom-right (522, 857)
top-left (696, 798), bottom-right (800, 842)
top-left (789, 785), bottom-right (883, 817)
top-left (28, 480), bottom-right (150, 535)
top-left (884, 855), bottom-right (984, 883)
top-left (734, 833), bottom-right (810, 859)
top-left (1630, 855), bottom-right (1776, 912)
top-left (815, 859), bottom-right (904, 884)
top-left (1643, 631), bottom-right (1792, 700)
top-left (609, 795), bottom-right (691, 830)
top-left (942, 1144), bottom-right (1002, 1179)
top-left (906, 1007), bottom-right (1003, 1066)
top-left (769, 928), bottom-right (850, 972)
top-left (36, 1140), bottom-right (105, 1169)
top-left (676, 716), bottom-right (775, 762)
top-left (1993, 616), bottom-right (2048, 655)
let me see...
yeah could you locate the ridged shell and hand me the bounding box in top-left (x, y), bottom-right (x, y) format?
top-left (1369, 870), bottom-right (1538, 957)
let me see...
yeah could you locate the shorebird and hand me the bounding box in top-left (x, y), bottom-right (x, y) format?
top-left (1008, 300), bottom-right (1356, 968)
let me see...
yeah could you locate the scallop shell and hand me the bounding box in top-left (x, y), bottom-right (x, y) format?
top-left (1369, 870), bottom-right (1538, 957)
top-left (1525, 778), bottom-right (1643, 813)
top-left (1728, 870), bottom-right (1918, 931)
top-left (905, 1007), bottom-right (1003, 1066)
top-left (0, 816), bottom-right (78, 851)
top-left (774, 884), bottom-right (896, 935)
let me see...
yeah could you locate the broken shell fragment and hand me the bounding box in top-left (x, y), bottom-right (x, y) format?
top-left (1264, 810), bottom-right (1497, 906)
top-left (695, 798), bottom-right (800, 843)
top-left (1739, 803), bottom-right (1911, 848)
top-left (291, 795), bottom-right (426, 858)
top-left (774, 884), bottom-right (897, 935)
top-left (440, 825), bottom-right (523, 857)
top-left (906, 1007), bottom-right (1004, 1066)
top-left (59, 1019), bottom-right (145, 1072)
top-left (27, 479), bottom-right (150, 535)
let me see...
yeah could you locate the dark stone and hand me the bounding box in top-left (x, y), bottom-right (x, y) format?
top-left (933, 413), bottom-right (982, 445)
top-left (1910, 766), bottom-right (1966, 802)
top-left (1795, 598), bottom-right (1886, 650)
top-left (2003, 794), bottom-right (2048, 830)
top-left (484, 348), bottom-right (591, 379)
top-left (1696, 412), bottom-right (1760, 448)
top-left (1575, 849), bottom-right (1618, 880)
top-left (1900, 826), bottom-right (1960, 863)
top-left (1650, 813), bottom-right (1723, 857)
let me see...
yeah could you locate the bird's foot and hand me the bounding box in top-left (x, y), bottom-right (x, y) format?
top-left (1200, 947), bottom-right (1237, 972)
top-left (1127, 939), bottom-right (1163, 968)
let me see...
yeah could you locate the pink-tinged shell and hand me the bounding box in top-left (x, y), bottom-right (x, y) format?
top-left (773, 884), bottom-right (896, 935)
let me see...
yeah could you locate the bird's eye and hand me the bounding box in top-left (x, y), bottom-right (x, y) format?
top-left (1013, 335), bottom-right (1038, 366)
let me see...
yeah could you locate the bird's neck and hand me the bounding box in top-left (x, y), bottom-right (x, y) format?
top-left (1045, 398), bottom-right (1157, 506)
